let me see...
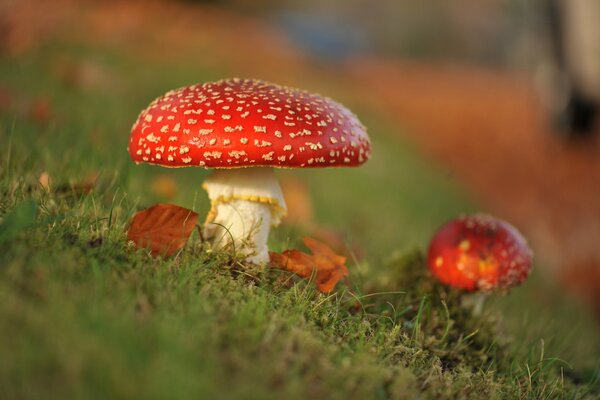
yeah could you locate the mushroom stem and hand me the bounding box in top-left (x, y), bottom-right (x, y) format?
top-left (461, 292), bottom-right (489, 316)
top-left (202, 168), bottom-right (287, 264)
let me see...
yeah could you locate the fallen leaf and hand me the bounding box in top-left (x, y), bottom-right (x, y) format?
top-left (38, 171), bottom-right (51, 191)
top-left (312, 226), bottom-right (364, 262)
top-left (28, 96), bottom-right (52, 124)
top-left (269, 237), bottom-right (349, 293)
top-left (127, 203), bottom-right (198, 256)
top-left (53, 171), bottom-right (99, 197)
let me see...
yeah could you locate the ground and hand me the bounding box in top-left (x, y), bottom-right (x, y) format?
top-left (1, 0), bottom-right (599, 399)
top-left (345, 59), bottom-right (600, 314)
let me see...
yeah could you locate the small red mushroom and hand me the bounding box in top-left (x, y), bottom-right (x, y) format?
top-left (427, 214), bottom-right (533, 292)
top-left (128, 78), bottom-right (371, 264)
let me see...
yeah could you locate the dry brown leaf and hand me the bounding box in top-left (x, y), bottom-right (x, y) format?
top-left (34, 171), bottom-right (98, 197)
top-left (53, 172), bottom-right (98, 197)
top-left (39, 171), bottom-right (51, 191)
top-left (28, 96), bottom-right (52, 124)
top-left (312, 226), bottom-right (364, 262)
top-left (127, 203), bottom-right (198, 257)
top-left (269, 237), bottom-right (349, 293)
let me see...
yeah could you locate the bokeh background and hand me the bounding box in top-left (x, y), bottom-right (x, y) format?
top-left (1, 0), bottom-right (600, 388)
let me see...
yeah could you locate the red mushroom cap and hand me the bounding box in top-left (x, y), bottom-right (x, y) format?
top-left (427, 214), bottom-right (533, 292)
top-left (128, 78), bottom-right (371, 168)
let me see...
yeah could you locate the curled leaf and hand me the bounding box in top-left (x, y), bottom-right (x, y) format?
top-left (127, 203), bottom-right (198, 256)
top-left (269, 237), bottom-right (349, 293)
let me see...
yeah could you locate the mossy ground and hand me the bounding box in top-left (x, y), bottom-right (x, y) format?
top-left (1, 41), bottom-right (600, 399)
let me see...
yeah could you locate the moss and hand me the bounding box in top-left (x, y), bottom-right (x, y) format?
top-left (1, 40), bottom-right (599, 400)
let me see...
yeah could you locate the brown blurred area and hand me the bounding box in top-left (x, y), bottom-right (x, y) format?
top-left (3, 0), bottom-right (600, 313)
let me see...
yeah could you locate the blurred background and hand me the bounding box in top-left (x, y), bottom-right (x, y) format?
top-left (1, 0), bottom-right (600, 363)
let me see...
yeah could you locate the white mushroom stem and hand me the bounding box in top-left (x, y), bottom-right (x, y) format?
top-left (202, 168), bottom-right (287, 264)
top-left (461, 292), bottom-right (489, 316)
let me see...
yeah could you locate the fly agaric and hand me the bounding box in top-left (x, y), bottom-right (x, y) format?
top-left (128, 78), bottom-right (371, 264)
top-left (427, 214), bottom-right (533, 292)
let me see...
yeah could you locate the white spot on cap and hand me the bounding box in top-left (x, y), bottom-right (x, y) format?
top-left (228, 150), bottom-right (246, 159)
top-left (254, 139), bottom-right (272, 147)
top-left (305, 141), bottom-right (322, 150)
top-left (203, 151), bottom-right (222, 159)
top-left (262, 151), bottom-right (274, 161)
top-left (146, 133), bottom-right (159, 143)
top-left (184, 109), bottom-right (202, 115)
top-left (225, 125), bottom-right (243, 133)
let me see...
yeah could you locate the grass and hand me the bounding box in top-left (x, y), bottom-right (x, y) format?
top-left (1, 40), bottom-right (600, 399)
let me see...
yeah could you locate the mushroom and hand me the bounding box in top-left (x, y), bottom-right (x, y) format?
top-left (427, 214), bottom-right (533, 292)
top-left (128, 78), bottom-right (371, 264)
